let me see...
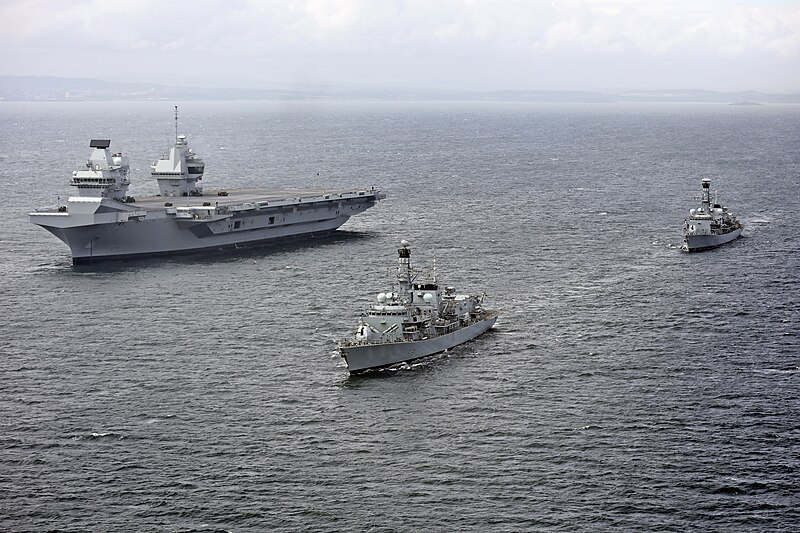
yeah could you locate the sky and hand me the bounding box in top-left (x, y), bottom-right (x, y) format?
top-left (1, 0), bottom-right (799, 92)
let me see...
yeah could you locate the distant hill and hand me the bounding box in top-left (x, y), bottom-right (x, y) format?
top-left (0, 75), bottom-right (296, 101)
top-left (1, 75), bottom-right (799, 103)
top-left (467, 88), bottom-right (800, 104)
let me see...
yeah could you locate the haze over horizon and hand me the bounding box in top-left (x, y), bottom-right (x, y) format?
top-left (1, 0), bottom-right (798, 93)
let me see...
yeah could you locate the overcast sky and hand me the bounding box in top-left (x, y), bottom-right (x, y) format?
top-left (1, 0), bottom-right (798, 92)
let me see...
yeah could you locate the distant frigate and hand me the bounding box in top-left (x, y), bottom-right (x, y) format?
top-left (682, 178), bottom-right (743, 252)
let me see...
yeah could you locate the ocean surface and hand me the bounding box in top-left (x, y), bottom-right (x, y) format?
top-left (1, 100), bottom-right (798, 532)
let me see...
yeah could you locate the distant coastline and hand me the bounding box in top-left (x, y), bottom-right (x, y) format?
top-left (1, 75), bottom-right (799, 104)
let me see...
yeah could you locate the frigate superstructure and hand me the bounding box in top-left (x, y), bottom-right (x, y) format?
top-left (338, 240), bottom-right (497, 373)
top-left (29, 109), bottom-right (384, 264)
top-left (682, 178), bottom-right (743, 252)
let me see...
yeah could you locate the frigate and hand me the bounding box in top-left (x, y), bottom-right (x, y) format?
top-left (29, 109), bottom-right (384, 264)
top-left (682, 178), bottom-right (743, 252)
top-left (338, 240), bottom-right (497, 373)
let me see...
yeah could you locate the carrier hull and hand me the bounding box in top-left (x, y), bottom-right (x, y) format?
top-left (31, 187), bottom-right (382, 264)
top-left (684, 227), bottom-right (742, 252)
top-left (341, 314), bottom-right (497, 373)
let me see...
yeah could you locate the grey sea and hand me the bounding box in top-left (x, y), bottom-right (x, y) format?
top-left (1, 100), bottom-right (798, 532)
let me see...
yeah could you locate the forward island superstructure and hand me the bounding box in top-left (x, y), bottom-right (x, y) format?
top-left (682, 178), bottom-right (743, 252)
top-left (30, 110), bottom-right (384, 264)
top-left (338, 240), bottom-right (497, 373)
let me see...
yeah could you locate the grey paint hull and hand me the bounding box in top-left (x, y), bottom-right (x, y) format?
top-left (31, 190), bottom-right (380, 264)
top-left (341, 315), bottom-right (497, 373)
top-left (684, 227), bottom-right (743, 252)
top-left (47, 213), bottom-right (354, 264)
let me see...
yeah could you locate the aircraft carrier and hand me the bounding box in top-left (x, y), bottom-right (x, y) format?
top-left (30, 110), bottom-right (384, 264)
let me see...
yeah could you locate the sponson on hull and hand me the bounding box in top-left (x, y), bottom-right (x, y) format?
top-left (338, 240), bottom-right (497, 374)
top-left (682, 178), bottom-right (743, 252)
top-left (29, 108), bottom-right (384, 264)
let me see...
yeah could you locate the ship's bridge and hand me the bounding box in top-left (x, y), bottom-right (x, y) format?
top-left (69, 139), bottom-right (130, 199)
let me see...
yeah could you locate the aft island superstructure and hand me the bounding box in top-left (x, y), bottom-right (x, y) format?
top-left (30, 112), bottom-right (384, 264)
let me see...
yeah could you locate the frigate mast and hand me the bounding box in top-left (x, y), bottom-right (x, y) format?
top-left (701, 178), bottom-right (712, 210)
top-left (397, 239), bottom-right (412, 294)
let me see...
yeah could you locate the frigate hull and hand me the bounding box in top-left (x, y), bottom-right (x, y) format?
top-left (341, 315), bottom-right (497, 373)
top-left (684, 227), bottom-right (743, 252)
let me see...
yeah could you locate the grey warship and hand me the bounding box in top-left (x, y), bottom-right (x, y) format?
top-left (682, 178), bottom-right (743, 252)
top-left (29, 110), bottom-right (384, 264)
top-left (338, 240), bottom-right (498, 373)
